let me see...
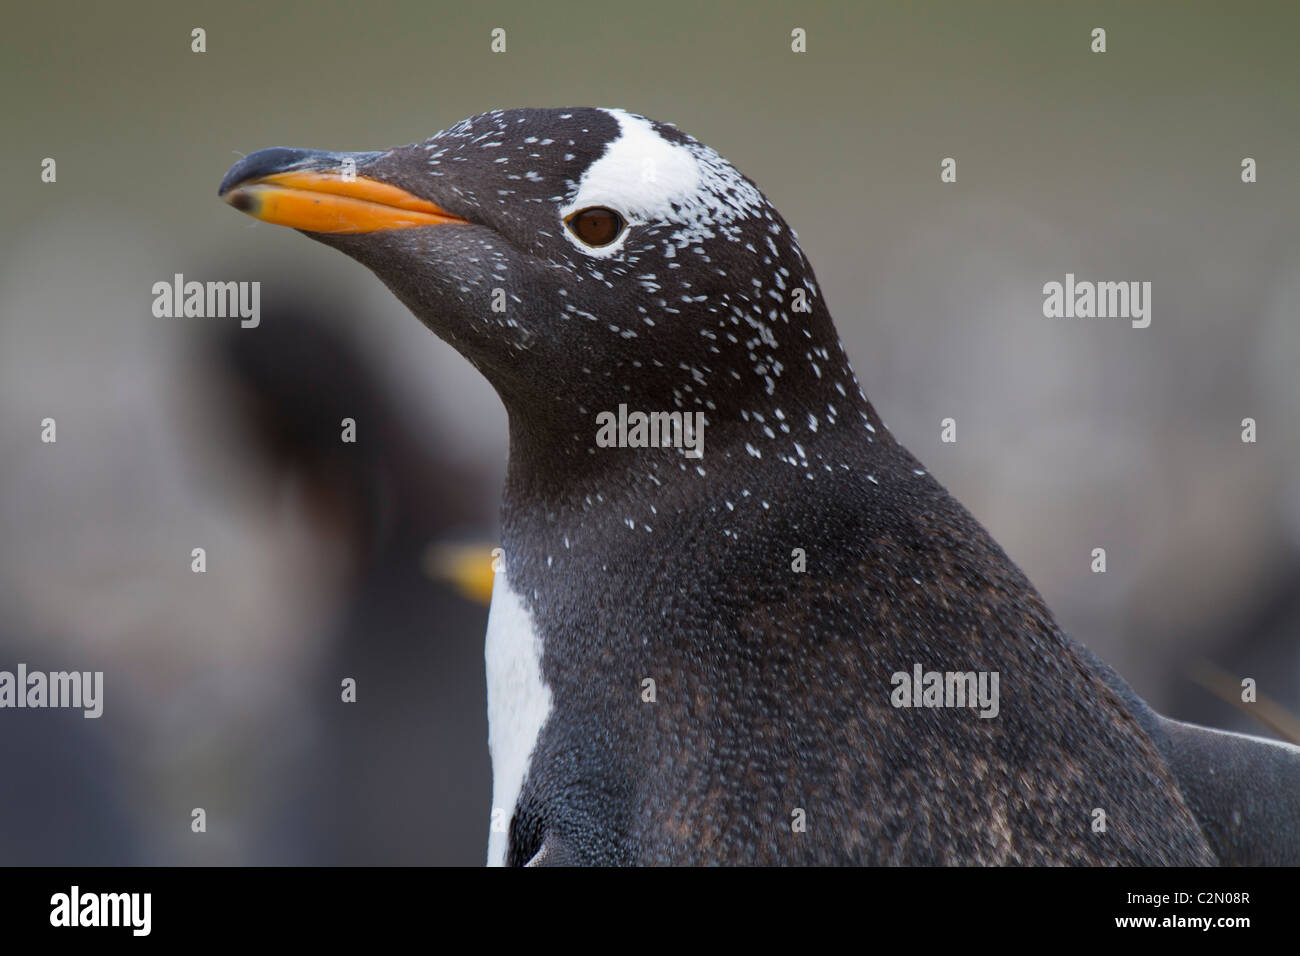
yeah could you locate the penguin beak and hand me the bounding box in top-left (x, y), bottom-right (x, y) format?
top-left (218, 147), bottom-right (469, 234)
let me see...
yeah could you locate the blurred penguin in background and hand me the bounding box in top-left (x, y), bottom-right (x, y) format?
top-left (198, 290), bottom-right (495, 864)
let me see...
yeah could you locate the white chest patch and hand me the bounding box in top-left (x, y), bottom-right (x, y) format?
top-left (484, 563), bottom-right (552, 867)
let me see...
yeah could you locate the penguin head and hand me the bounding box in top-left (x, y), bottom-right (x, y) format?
top-left (220, 107), bottom-right (853, 440)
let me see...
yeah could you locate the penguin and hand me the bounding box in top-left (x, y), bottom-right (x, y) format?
top-left (219, 107), bottom-right (1300, 866)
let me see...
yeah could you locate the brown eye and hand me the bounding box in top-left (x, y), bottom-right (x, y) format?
top-left (566, 206), bottom-right (625, 247)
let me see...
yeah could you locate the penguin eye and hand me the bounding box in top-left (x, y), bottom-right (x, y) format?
top-left (566, 207), bottom-right (625, 247)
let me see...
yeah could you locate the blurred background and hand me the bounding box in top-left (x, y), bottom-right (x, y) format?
top-left (0, 0), bottom-right (1297, 864)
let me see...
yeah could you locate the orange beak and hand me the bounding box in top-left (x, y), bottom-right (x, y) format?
top-left (220, 150), bottom-right (469, 234)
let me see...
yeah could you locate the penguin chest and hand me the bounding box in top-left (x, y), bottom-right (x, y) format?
top-left (483, 568), bottom-right (552, 866)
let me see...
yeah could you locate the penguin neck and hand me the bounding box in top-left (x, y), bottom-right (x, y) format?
top-left (499, 342), bottom-right (899, 537)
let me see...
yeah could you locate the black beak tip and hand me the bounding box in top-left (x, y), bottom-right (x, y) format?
top-left (218, 147), bottom-right (341, 197)
top-left (226, 190), bottom-right (256, 212)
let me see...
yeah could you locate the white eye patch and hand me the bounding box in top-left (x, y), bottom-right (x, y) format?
top-left (560, 111), bottom-right (700, 258)
top-left (559, 109), bottom-right (767, 259)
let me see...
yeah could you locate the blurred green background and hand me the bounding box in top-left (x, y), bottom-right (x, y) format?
top-left (1, 1), bottom-right (1298, 864)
